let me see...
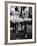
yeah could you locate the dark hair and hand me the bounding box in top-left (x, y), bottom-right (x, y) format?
top-left (23, 7), bottom-right (27, 11)
top-left (15, 6), bottom-right (19, 12)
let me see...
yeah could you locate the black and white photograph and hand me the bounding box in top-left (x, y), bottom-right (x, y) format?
top-left (10, 6), bottom-right (32, 40)
top-left (5, 2), bottom-right (36, 44)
